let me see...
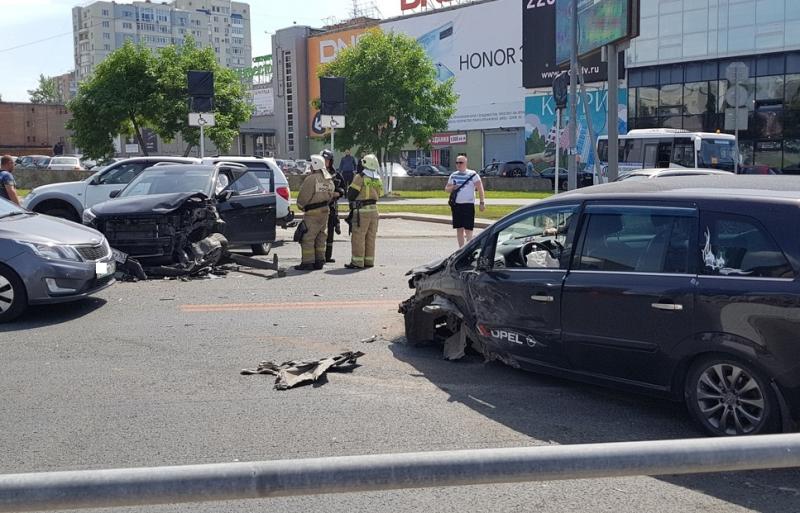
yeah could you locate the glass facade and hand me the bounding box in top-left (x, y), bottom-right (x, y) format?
top-left (627, 51), bottom-right (800, 172)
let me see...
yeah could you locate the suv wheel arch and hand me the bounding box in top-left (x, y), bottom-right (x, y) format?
top-left (33, 200), bottom-right (81, 223)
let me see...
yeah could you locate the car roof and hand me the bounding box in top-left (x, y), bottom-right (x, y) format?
top-left (621, 168), bottom-right (731, 178)
top-left (555, 175), bottom-right (800, 203)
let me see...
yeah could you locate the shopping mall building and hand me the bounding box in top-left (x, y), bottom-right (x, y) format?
top-left (253, 0), bottom-right (800, 173)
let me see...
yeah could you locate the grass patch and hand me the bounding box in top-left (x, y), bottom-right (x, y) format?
top-left (337, 204), bottom-right (517, 220)
top-left (291, 189), bottom-right (551, 200)
top-left (17, 189), bottom-right (30, 198)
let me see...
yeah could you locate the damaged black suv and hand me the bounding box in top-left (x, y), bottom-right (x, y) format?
top-left (402, 176), bottom-right (800, 436)
top-left (83, 163), bottom-right (275, 273)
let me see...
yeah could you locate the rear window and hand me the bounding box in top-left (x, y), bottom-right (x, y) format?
top-left (219, 161), bottom-right (273, 192)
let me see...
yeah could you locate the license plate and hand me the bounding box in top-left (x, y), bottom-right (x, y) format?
top-left (95, 261), bottom-right (115, 277)
top-left (111, 248), bottom-right (127, 264)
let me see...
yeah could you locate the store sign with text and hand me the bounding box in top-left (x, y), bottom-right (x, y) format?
top-left (401, 0), bottom-right (454, 11)
top-left (382, 0), bottom-right (524, 131)
top-left (431, 133), bottom-right (467, 145)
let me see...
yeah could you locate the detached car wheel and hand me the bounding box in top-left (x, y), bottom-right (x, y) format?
top-left (251, 242), bottom-right (271, 256)
top-left (685, 356), bottom-right (778, 436)
top-left (0, 265), bottom-right (28, 323)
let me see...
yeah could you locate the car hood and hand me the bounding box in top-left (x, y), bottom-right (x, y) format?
top-left (406, 256), bottom-right (448, 276)
top-left (92, 192), bottom-right (210, 216)
top-left (0, 213), bottom-right (105, 245)
top-left (29, 178), bottom-right (89, 194)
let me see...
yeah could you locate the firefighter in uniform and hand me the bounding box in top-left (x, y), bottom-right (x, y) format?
top-left (345, 153), bottom-right (383, 269)
top-left (321, 149), bottom-right (346, 263)
top-left (295, 154), bottom-right (335, 271)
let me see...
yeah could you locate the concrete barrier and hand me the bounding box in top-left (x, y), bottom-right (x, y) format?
top-left (13, 169), bottom-right (93, 190)
top-left (287, 174), bottom-right (551, 192)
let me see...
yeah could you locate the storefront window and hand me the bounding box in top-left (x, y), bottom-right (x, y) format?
top-left (684, 82), bottom-right (711, 115)
top-left (756, 75), bottom-right (784, 104)
top-left (753, 106), bottom-right (783, 139)
top-left (660, 116), bottom-right (683, 129)
top-left (637, 87), bottom-right (658, 117)
top-left (658, 84), bottom-right (683, 116)
top-left (786, 74), bottom-right (800, 110)
top-left (783, 139), bottom-right (800, 173)
top-left (683, 115), bottom-right (704, 131)
top-left (785, 110), bottom-right (800, 138)
top-left (628, 89), bottom-right (637, 118)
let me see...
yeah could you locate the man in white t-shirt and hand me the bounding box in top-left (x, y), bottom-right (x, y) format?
top-left (445, 156), bottom-right (486, 248)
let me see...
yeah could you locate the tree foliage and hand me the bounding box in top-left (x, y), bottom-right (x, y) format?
top-left (28, 74), bottom-right (62, 104)
top-left (317, 29), bottom-right (457, 164)
top-left (67, 38), bottom-right (253, 159)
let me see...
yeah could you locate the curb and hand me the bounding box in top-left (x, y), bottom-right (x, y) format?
top-left (294, 212), bottom-right (494, 229)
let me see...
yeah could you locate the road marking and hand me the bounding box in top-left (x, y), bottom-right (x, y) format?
top-left (180, 299), bottom-right (402, 313)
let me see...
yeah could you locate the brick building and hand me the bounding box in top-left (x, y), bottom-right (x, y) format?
top-left (0, 103), bottom-right (72, 156)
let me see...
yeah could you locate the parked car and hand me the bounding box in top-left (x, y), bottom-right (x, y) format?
top-left (23, 157), bottom-right (199, 222)
top-left (539, 167), bottom-right (594, 190)
top-left (293, 159), bottom-right (309, 173)
top-left (46, 156), bottom-right (85, 171)
top-left (614, 168), bottom-right (733, 181)
top-left (202, 156), bottom-right (294, 250)
top-left (738, 165), bottom-right (781, 175)
top-left (410, 164), bottom-right (449, 176)
top-left (16, 155), bottom-right (51, 169)
top-left (480, 160), bottom-right (527, 177)
top-left (0, 199), bottom-right (115, 322)
top-left (401, 176), bottom-right (800, 436)
top-left (83, 163), bottom-right (276, 263)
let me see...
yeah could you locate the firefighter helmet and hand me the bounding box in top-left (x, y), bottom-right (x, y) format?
top-left (361, 153), bottom-right (379, 171)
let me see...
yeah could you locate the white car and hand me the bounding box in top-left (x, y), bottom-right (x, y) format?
top-left (23, 157), bottom-right (199, 222)
top-left (46, 156), bottom-right (84, 171)
top-left (201, 156), bottom-right (294, 230)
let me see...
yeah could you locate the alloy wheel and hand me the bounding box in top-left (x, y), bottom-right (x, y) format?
top-left (0, 275), bottom-right (14, 313)
top-left (695, 363), bottom-right (766, 435)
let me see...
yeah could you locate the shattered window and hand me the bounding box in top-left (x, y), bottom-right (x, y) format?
top-left (701, 212), bottom-right (793, 278)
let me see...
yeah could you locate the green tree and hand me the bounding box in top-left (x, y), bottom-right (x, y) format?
top-left (28, 74), bottom-right (62, 103)
top-left (68, 38), bottom-right (253, 159)
top-left (316, 29), bottom-right (457, 166)
top-left (152, 37), bottom-right (252, 156)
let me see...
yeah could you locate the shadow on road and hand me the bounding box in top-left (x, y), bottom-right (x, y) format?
top-left (0, 297), bottom-right (107, 332)
top-left (389, 337), bottom-right (800, 512)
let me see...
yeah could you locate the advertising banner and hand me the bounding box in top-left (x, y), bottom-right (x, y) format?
top-left (522, 0), bottom-right (611, 88)
top-left (555, 0), bottom-right (636, 65)
top-left (524, 88), bottom-right (627, 170)
top-left (382, 0), bottom-right (525, 131)
top-left (307, 27), bottom-right (372, 135)
top-left (431, 132), bottom-right (468, 145)
top-left (251, 86), bottom-right (274, 116)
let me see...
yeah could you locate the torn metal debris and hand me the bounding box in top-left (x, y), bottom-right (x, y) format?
top-left (241, 351), bottom-right (365, 390)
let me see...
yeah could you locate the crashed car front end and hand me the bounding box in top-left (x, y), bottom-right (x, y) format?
top-left (399, 250), bottom-right (521, 368)
top-left (85, 192), bottom-right (227, 276)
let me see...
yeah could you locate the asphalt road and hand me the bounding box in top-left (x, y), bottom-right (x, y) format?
top-left (0, 220), bottom-right (797, 513)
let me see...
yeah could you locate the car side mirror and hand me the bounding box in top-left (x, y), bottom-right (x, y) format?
top-left (109, 189), bottom-right (121, 198)
top-left (216, 190), bottom-right (234, 203)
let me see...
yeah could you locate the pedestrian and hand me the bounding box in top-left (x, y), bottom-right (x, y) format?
top-left (339, 148), bottom-right (357, 187)
top-left (526, 158), bottom-right (535, 177)
top-left (445, 156), bottom-right (485, 248)
top-left (321, 148), bottom-right (346, 263)
top-left (0, 155), bottom-right (20, 206)
top-left (345, 153), bottom-right (383, 269)
top-left (52, 141), bottom-right (64, 156)
top-left (294, 154), bottom-right (335, 271)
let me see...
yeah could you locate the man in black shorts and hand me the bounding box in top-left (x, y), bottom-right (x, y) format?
top-left (445, 156), bottom-right (486, 248)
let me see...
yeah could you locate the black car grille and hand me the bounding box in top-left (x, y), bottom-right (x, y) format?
top-left (102, 217), bottom-right (175, 259)
top-left (75, 244), bottom-right (109, 261)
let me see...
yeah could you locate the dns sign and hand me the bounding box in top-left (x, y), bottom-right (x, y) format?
top-left (401, 0), bottom-right (453, 11)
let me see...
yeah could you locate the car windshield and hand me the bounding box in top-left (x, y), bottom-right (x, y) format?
top-left (119, 166), bottom-right (214, 198)
top-left (50, 157), bottom-right (77, 165)
top-left (0, 199), bottom-right (28, 218)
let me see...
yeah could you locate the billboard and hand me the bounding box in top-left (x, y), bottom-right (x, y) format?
top-left (251, 86), bottom-right (274, 116)
top-left (307, 27), bottom-right (372, 135)
top-left (382, 0), bottom-right (524, 131)
top-left (555, 0), bottom-right (639, 65)
top-left (524, 88), bottom-right (627, 169)
top-left (523, 0), bottom-right (615, 88)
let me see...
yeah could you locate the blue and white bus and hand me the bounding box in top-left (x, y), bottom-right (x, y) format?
top-left (597, 129), bottom-right (737, 181)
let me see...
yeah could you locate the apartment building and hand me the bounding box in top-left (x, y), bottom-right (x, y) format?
top-left (72, 0), bottom-right (252, 81)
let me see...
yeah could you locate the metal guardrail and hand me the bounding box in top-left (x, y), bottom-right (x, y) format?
top-left (1, 434), bottom-right (799, 512)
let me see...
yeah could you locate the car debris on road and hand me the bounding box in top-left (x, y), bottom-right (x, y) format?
top-left (241, 351), bottom-right (365, 390)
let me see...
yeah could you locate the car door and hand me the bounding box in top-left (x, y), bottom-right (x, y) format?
top-left (561, 203), bottom-right (698, 388)
top-left (216, 170), bottom-right (276, 244)
top-left (84, 160), bottom-right (149, 208)
top-left (468, 203), bottom-right (580, 368)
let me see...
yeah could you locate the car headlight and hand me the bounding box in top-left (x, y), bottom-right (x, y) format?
top-left (20, 242), bottom-right (82, 262)
top-left (82, 208), bottom-right (96, 224)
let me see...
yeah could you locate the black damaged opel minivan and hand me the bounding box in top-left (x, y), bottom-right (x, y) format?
top-left (402, 176), bottom-right (800, 436)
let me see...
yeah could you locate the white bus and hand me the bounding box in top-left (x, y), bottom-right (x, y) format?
top-left (597, 129), bottom-right (737, 180)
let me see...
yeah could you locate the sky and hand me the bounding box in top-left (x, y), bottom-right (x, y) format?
top-left (1, 0), bottom-right (406, 102)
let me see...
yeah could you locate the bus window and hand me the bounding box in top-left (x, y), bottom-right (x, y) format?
top-left (657, 141), bottom-right (673, 168)
top-left (672, 137), bottom-right (695, 167)
top-left (622, 139), bottom-right (643, 165)
top-left (644, 143), bottom-right (658, 167)
top-left (598, 140), bottom-right (608, 163)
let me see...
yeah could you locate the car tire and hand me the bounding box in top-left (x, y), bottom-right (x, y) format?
top-left (0, 264), bottom-right (28, 323)
top-left (559, 180), bottom-right (568, 191)
top-left (251, 243), bottom-right (271, 256)
top-left (684, 355), bottom-right (779, 436)
top-left (40, 206), bottom-right (80, 223)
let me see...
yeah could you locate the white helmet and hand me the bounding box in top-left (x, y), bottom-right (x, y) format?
top-left (361, 153), bottom-right (379, 171)
top-left (310, 154), bottom-right (332, 179)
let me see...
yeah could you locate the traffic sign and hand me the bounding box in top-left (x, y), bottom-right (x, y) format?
top-left (725, 84), bottom-right (749, 108)
top-left (725, 62), bottom-right (749, 83)
top-left (189, 113), bottom-right (216, 127)
top-left (320, 115), bottom-right (345, 129)
top-left (725, 108), bottom-right (748, 131)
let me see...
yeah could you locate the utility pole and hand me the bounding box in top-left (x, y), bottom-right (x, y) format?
top-left (568, 0), bottom-right (578, 191)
